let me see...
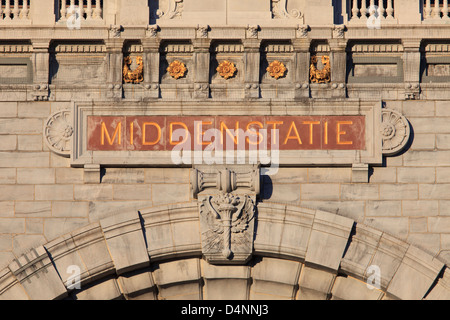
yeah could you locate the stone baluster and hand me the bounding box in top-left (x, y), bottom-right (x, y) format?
top-left (360, 0), bottom-right (368, 19)
top-left (377, 0), bottom-right (386, 18)
top-left (86, 0), bottom-right (92, 19)
top-left (69, 0), bottom-right (74, 14)
top-left (21, 0), bottom-right (29, 19)
top-left (369, 0), bottom-right (376, 17)
top-left (60, 0), bottom-right (67, 20)
top-left (386, 0), bottom-right (394, 19)
top-left (433, 0), bottom-right (442, 18)
top-left (94, 0), bottom-right (102, 19)
top-left (5, 0), bottom-right (11, 20)
top-left (351, 0), bottom-right (360, 20)
top-left (12, 0), bottom-right (19, 19)
top-left (443, 0), bottom-right (449, 18)
top-left (425, 0), bottom-right (432, 19)
top-left (78, 0), bottom-right (85, 20)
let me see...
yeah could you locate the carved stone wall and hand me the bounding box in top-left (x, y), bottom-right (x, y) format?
top-left (0, 0), bottom-right (450, 301)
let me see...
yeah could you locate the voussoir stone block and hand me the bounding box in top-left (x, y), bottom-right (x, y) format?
top-left (425, 267), bottom-right (450, 300)
top-left (202, 261), bottom-right (250, 300)
top-left (140, 203), bottom-right (201, 261)
top-left (100, 211), bottom-right (150, 275)
top-left (305, 210), bottom-right (354, 271)
top-left (7, 246), bottom-right (67, 300)
top-left (44, 223), bottom-right (115, 289)
top-left (0, 268), bottom-right (29, 300)
top-left (387, 245), bottom-right (444, 300)
top-left (254, 202), bottom-right (315, 259)
top-left (340, 224), bottom-right (383, 280)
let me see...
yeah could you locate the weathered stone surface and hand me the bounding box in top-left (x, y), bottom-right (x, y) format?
top-left (100, 211), bottom-right (150, 274)
top-left (305, 210), bottom-right (354, 271)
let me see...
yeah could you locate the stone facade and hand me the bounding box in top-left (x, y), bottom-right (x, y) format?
top-left (1, 0), bottom-right (450, 300)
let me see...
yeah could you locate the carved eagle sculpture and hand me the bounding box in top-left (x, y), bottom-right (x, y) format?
top-left (200, 193), bottom-right (255, 260)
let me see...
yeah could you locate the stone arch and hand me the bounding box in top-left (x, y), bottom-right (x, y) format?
top-left (0, 201), bottom-right (449, 300)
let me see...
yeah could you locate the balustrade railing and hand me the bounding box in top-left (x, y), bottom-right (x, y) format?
top-left (58, 0), bottom-right (103, 21)
top-left (423, 0), bottom-right (450, 20)
top-left (348, 0), bottom-right (395, 22)
top-left (0, 0), bottom-right (30, 21)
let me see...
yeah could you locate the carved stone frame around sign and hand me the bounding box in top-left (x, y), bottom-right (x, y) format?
top-left (70, 99), bottom-right (384, 168)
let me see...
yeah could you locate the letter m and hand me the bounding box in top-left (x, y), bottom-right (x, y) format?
top-left (101, 121), bottom-right (122, 145)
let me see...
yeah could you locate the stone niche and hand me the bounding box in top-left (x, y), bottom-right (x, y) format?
top-left (260, 41), bottom-right (295, 99)
top-left (122, 41), bottom-right (145, 99)
top-left (421, 42), bottom-right (450, 83)
top-left (49, 41), bottom-right (107, 86)
top-left (210, 41), bottom-right (244, 100)
top-left (347, 41), bottom-right (405, 84)
top-left (159, 40), bottom-right (194, 100)
top-left (0, 41), bottom-right (33, 84)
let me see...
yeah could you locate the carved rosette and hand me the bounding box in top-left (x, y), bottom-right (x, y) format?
top-left (123, 56), bottom-right (144, 84)
top-left (381, 109), bottom-right (411, 156)
top-left (267, 60), bottom-right (287, 79)
top-left (44, 110), bottom-right (73, 157)
top-left (310, 55), bottom-right (331, 84)
top-left (199, 193), bottom-right (255, 264)
top-left (167, 60), bottom-right (187, 79)
top-left (216, 60), bottom-right (237, 80)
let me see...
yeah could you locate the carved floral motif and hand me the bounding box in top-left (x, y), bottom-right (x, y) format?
top-left (44, 110), bottom-right (73, 157)
top-left (310, 55), bottom-right (331, 83)
top-left (266, 60), bottom-right (287, 79)
top-left (167, 60), bottom-right (187, 79)
top-left (123, 56), bottom-right (144, 84)
top-left (216, 60), bottom-right (237, 79)
top-left (381, 109), bottom-right (410, 156)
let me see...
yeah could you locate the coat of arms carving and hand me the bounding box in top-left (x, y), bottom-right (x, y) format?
top-left (199, 193), bottom-right (255, 264)
top-left (123, 56), bottom-right (144, 84)
top-left (310, 55), bottom-right (331, 83)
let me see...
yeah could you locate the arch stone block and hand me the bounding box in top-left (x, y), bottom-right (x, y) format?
top-left (386, 245), bottom-right (444, 300)
top-left (100, 211), bottom-right (150, 275)
top-left (7, 246), bottom-right (67, 300)
top-left (304, 210), bottom-right (354, 271)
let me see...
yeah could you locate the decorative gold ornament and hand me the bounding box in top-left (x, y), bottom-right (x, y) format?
top-left (167, 60), bottom-right (187, 79)
top-left (310, 55), bottom-right (331, 84)
top-left (216, 60), bottom-right (237, 79)
top-left (266, 60), bottom-right (286, 79)
top-left (123, 56), bottom-right (144, 84)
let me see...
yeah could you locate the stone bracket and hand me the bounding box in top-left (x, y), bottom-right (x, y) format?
top-left (84, 164), bottom-right (101, 184)
top-left (352, 163), bottom-right (369, 183)
top-left (191, 164), bottom-right (260, 199)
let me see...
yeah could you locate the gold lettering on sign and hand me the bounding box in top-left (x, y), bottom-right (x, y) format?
top-left (284, 121), bottom-right (302, 145)
top-left (143, 122), bottom-right (162, 146)
top-left (337, 121), bottom-right (353, 145)
top-left (101, 122), bottom-right (121, 145)
top-left (87, 116), bottom-right (365, 151)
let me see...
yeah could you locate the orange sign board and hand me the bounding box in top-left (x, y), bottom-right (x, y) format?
top-left (87, 116), bottom-right (365, 151)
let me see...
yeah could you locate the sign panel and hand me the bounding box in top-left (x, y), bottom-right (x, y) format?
top-left (87, 115), bottom-right (365, 151)
top-left (71, 101), bottom-right (382, 167)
